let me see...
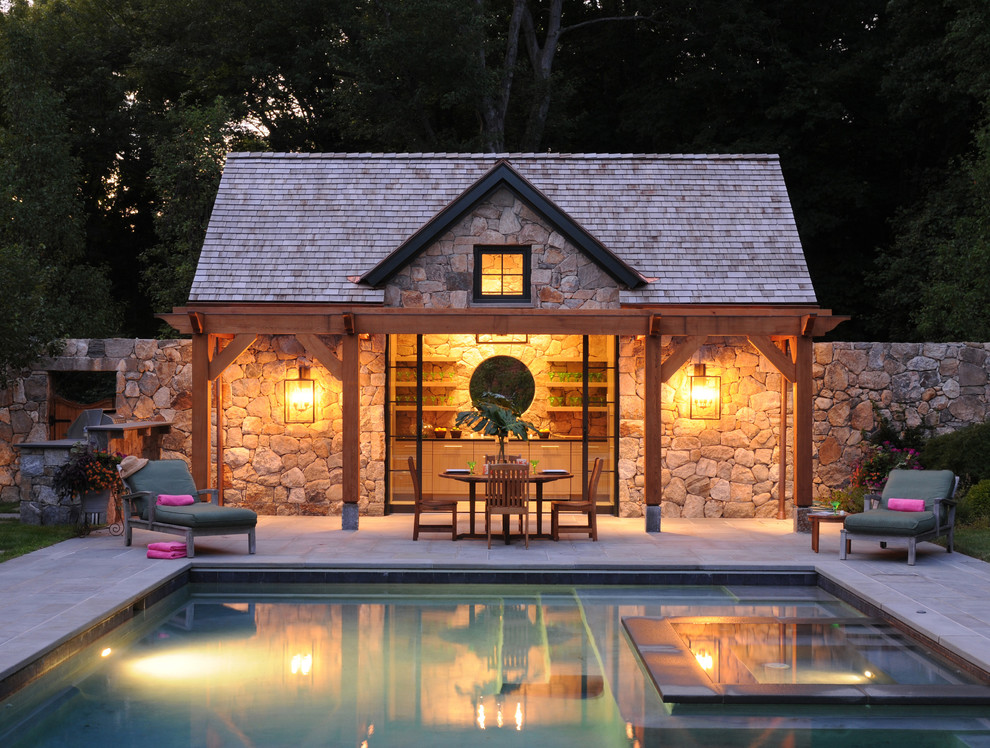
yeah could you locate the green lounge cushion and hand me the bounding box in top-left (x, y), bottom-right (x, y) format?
top-left (880, 469), bottom-right (955, 522)
top-left (125, 459), bottom-right (257, 526)
top-left (152, 503), bottom-right (257, 529)
top-left (844, 508), bottom-right (936, 537)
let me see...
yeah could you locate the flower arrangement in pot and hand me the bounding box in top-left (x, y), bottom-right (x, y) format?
top-left (455, 392), bottom-right (539, 463)
top-left (53, 442), bottom-right (124, 515)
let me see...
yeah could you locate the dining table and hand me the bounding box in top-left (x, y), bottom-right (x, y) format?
top-left (438, 469), bottom-right (574, 541)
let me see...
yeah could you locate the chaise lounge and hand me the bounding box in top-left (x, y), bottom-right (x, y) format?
top-left (839, 469), bottom-right (958, 565)
top-left (119, 459), bottom-right (257, 557)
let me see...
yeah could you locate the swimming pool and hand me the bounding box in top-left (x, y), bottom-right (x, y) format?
top-left (2, 581), bottom-right (989, 747)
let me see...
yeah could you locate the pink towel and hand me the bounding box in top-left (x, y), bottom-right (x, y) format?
top-left (888, 498), bottom-right (925, 512)
top-left (148, 541), bottom-right (187, 552)
top-left (157, 494), bottom-right (195, 506)
top-left (147, 549), bottom-right (187, 559)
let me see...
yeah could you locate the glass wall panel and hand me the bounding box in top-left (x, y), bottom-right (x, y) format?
top-left (386, 334), bottom-right (618, 513)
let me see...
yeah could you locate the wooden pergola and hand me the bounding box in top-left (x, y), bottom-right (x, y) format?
top-left (162, 303), bottom-right (846, 527)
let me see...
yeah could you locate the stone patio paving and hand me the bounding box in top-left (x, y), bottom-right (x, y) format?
top-left (2, 515), bottom-right (990, 690)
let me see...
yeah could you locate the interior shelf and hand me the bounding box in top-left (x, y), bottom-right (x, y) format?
top-left (394, 405), bottom-right (460, 412)
top-left (394, 383), bottom-right (458, 388)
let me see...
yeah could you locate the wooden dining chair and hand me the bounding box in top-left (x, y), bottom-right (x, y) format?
top-left (485, 462), bottom-right (530, 549)
top-left (409, 457), bottom-right (458, 541)
top-left (551, 457), bottom-right (602, 541)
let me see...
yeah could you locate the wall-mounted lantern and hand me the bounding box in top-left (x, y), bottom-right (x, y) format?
top-left (690, 364), bottom-right (721, 420)
top-left (285, 366), bottom-right (315, 423)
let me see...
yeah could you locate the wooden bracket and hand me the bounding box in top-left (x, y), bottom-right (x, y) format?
top-left (649, 314), bottom-right (661, 336)
top-left (208, 334), bottom-right (256, 381)
top-left (659, 335), bottom-right (705, 384)
top-left (297, 333), bottom-right (342, 380)
top-left (748, 335), bottom-right (797, 382)
top-left (343, 313), bottom-right (355, 335)
top-left (188, 311), bottom-right (205, 335)
top-left (801, 314), bottom-right (817, 337)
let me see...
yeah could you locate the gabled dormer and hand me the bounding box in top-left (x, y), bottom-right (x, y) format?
top-left (359, 161), bottom-right (646, 309)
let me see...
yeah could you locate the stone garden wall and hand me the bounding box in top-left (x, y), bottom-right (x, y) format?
top-left (812, 342), bottom-right (990, 498)
top-left (3, 338), bottom-right (989, 522)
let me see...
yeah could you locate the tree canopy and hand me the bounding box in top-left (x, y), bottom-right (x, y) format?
top-left (0, 0), bottom-right (987, 355)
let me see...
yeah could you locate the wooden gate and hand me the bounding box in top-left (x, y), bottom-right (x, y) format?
top-left (50, 395), bottom-right (114, 440)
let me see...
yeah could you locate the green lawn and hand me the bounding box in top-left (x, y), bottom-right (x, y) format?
top-left (0, 519), bottom-right (81, 563)
top-left (944, 521), bottom-right (990, 562)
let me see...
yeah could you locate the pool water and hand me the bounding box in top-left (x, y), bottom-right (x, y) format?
top-left (2, 584), bottom-right (989, 747)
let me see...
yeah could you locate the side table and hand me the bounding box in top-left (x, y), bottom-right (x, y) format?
top-left (809, 511), bottom-right (847, 553)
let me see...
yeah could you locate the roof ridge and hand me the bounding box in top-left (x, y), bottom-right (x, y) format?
top-left (225, 152), bottom-right (781, 161)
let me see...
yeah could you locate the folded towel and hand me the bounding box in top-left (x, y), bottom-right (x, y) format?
top-left (148, 541), bottom-right (187, 552)
top-left (147, 549), bottom-right (187, 559)
top-left (888, 497), bottom-right (925, 512)
top-left (157, 494), bottom-right (195, 506)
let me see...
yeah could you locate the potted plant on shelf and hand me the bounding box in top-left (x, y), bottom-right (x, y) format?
top-left (53, 442), bottom-right (124, 519)
top-left (455, 392), bottom-right (539, 463)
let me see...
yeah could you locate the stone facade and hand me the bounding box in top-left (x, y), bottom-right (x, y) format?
top-left (4, 339), bottom-right (990, 521)
top-left (384, 187), bottom-right (622, 310)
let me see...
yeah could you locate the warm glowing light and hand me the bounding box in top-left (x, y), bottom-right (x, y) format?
top-left (290, 653), bottom-right (312, 675)
top-left (864, 670), bottom-right (874, 679)
top-left (695, 650), bottom-right (714, 671)
top-left (514, 702), bottom-right (523, 731)
top-left (100, 648), bottom-right (112, 658)
top-left (690, 364), bottom-right (721, 419)
top-left (626, 722), bottom-right (635, 740)
top-left (476, 703), bottom-right (486, 730)
top-left (284, 367), bottom-right (316, 423)
top-left (496, 702), bottom-right (504, 728)
top-left (124, 651), bottom-right (251, 681)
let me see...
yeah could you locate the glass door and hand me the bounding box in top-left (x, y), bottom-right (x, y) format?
top-left (385, 334), bottom-right (618, 513)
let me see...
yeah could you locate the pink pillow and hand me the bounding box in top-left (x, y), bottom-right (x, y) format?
top-left (157, 494), bottom-right (195, 506)
top-left (887, 498), bottom-right (925, 512)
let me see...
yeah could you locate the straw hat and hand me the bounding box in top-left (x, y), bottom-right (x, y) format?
top-left (119, 455), bottom-right (149, 478)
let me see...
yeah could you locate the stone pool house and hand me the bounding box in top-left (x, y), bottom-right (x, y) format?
top-left (148, 152), bottom-right (848, 530)
top-left (9, 154), bottom-right (990, 530)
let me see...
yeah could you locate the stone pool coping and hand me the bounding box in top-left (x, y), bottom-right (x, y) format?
top-left (2, 515), bottom-right (990, 699)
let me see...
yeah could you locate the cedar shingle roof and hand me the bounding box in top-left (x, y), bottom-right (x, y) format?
top-left (189, 152), bottom-right (818, 305)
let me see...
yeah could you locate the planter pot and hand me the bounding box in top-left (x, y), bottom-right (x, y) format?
top-left (79, 489), bottom-right (111, 524)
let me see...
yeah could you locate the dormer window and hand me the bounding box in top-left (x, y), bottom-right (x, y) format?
top-left (473, 245), bottom-right (531, 303)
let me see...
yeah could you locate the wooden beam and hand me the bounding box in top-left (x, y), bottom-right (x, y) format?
top-left (659, 336), bottom-right (705, 384)
top-left (341, 333), bottom-right (360, 505)
top-left (645, 334), bottom-right (662, 508)
top-left (297, 334), bottom-right (342, 380)
top-left (208, 334), bottom-right (256, 381)
top-left (161, 305), bottom-right (846, 338)
top-left (191, 333), bottom-right (211, 489)
top-left (747, 335), bottom-right (797, 382)
top-left (188, 311), bottom-right (204, 334)
top-left (793, 335), bottom-right (813, 507)
top-left (343, 312), bottom-right (355, 335)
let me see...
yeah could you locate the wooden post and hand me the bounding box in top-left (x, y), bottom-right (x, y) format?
top-left (778, 363), bottom-right (788, 519)
top-left (341, 331), bottom-right (360, 528)
top-left (644, 333), bottom-right (662, 531)
top-left (191, 332), bottom-right (211, 489)
top-left (793, 334), bottom-right (813, 507)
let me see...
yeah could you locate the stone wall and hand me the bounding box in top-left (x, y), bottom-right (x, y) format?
top-left (813, 342), bottom-right (990, 498)
top-left (4, 338), bottom-right (990, 520)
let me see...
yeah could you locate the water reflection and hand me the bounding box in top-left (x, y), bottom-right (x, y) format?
top-left (109, 594), bottom-right (627, 746)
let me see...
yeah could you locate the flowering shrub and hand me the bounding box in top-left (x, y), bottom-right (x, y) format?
top-left (851, 441), bottom-right (922, 493)
top-left (53, 442), bottom-right (124, 499)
